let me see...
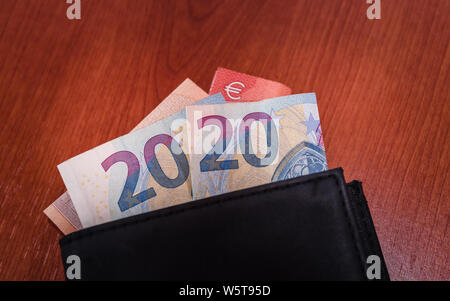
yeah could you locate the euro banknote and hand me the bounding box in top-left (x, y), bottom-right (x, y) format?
top-left (46, 79), bottom-right (209, 233)
top-left (47, 70), bottom-right (291, 233)
top-left (58, 93), bottom-right (226, 228)
top-left (209, 67), bottom-right (292, 101)
top-left (186, 93), bottom-right (327, 199)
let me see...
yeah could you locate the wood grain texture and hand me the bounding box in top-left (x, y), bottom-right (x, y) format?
top-left (0, 0), bottom-right (448, 280)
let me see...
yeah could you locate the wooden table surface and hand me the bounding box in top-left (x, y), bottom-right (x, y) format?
top-left (0, 0), bottom-right (448, 281)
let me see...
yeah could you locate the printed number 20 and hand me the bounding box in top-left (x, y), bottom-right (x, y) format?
top-left (199, 112), bottom-right (278, 172)
top-left (101, 134), bottom-right (189, 212)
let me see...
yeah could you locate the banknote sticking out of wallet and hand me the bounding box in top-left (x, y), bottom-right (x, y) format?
top-left (47, 68), bottom-right (389, 280)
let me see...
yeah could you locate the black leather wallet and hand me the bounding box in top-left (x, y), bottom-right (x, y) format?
top-left (60, 168), bottom-right (389, 280)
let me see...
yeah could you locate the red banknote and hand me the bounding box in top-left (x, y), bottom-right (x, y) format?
top-left (209, 67), bottom-right (292, 102)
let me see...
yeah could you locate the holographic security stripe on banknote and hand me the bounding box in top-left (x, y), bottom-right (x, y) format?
top-left (186, 93), bottom-right (327, 200)
top-left (45, 79), bottom-right (209, 234)
top-left (209, 67), bottom-right (292, 102)
top-left (58, 93), bottom-right (226, 228)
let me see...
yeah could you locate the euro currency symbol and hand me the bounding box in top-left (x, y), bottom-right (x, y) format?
top-left (66, 255), bottom-right (81, 280)
top-left (224, 82), bottom-right (245, 100)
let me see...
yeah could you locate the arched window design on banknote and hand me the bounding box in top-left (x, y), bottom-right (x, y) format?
top-left (272, 142), bottom-right (327, 181)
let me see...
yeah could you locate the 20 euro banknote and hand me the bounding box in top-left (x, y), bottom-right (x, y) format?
top-left (45, 78), bottom-right (209, 233)
top-left (186, 93), bottom-right (327, 199)
top-left (58, 93), bottom-right (226, 228)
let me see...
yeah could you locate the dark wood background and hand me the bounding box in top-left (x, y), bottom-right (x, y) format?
top-left (0, 0), bottom-right (448, 281)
